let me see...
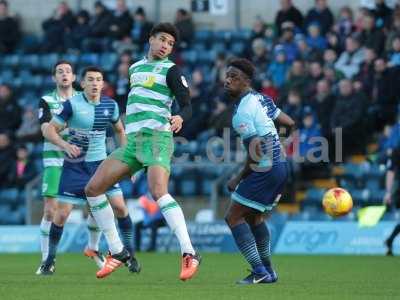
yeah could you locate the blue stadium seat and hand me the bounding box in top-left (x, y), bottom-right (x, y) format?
top-left (180, 50), bottom-right (197, 66)
top-left (0, 69), bottom-right (14, 85)
top-left (42, 75), bottom-right (55, 91)
top-left (0, 188), bottom-right (19, 205)
top-left (40, 53), bottom-right (59, 72)
top-left (304, 188), bottom-right (325, 205)
top-left (61, 53), bottom-right (79, 65)
top-left (79, 53), bottom-right (100, 66)
top-left (194, 30), bottom-right (212, 42)
top-left (21, 54), bottom-right (40, 71)
top-left (3, 54), bottom-right (21, 69)
top-left (192, 42), bottom-right (207, 52)
top-left (210, 42), bottom-right (227, 53)
top-left (0, 204), bottom-right (12, 225)
top-left (230, 42), bottom-right (245, 55)
top-left (168, 179), bottom-right (176, 195)
top-left (197, 50), bottom-right (217, 63)
top-left (351, 189), bottom-right (370, 204)
top-left (201, 179), bottom-right (213, 196)
top-left (232, 29), bottom-right (252, 41)
top-left (213, 30), bottom-right (232, 43)
top-left (180, 178), bottom-right (196, 196)
top-left (18, 34), bottom-right (40, 53)
top-left (119, 179), bottom-right (133, 199)
top-left (100, 52), bottom-right (118, 72)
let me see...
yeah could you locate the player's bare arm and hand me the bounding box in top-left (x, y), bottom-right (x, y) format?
top-left (43, 121), bottom-right (80, 158)
top-left (112, 119), bottom-right (127, 146)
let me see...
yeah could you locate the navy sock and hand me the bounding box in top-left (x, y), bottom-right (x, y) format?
top-left (46, 223), bottom-right (63, 264)
top-left (230, 223), bottom-right (266, 274)
top-left (388, 224), bottom-right (400, 245)
top-left (250, 222), bottom-right (272, 268)
top-left (117, 215), bottom-right (134, 254)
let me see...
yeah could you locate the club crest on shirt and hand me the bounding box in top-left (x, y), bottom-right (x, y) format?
top-left (104, 109), bottom-right (109, 116)
top-left (153, 65), bottom-right (163, 73)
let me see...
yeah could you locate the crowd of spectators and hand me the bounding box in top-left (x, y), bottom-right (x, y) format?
top-left (2, 0), bottom-right (400, 213)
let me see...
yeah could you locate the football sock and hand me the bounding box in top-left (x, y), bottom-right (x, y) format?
top-left (40, 218), bottom-right (51, 262)
top-left (87, 214), bottom-right (102, 251)
top-left (250, 222), bottom-right (272, 268)
top-left (45, 223), bottom-right (63, 264)
top-left (86, 195), bottom-right (123, 255)
top-left (387, 224), bottom-right (400, 246)
top-left (158, 194), bottom-right (195, 255)
top-left (230, 223), bottom-right (267, 275)
top-left (117, 215), bottom-right (134, 254)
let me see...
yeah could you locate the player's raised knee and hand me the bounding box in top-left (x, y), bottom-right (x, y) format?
top-left (85, 181), bottom-right (101, 197)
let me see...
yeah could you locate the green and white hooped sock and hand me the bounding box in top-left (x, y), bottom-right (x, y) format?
top-left (86, 195), bottom-right (123, 255)
top-left (86, 214), bottom-right (102, 252)
top-left (40, 218), bottom-right (51, 261)
top-left (158, 194), bottom-right (195, 255)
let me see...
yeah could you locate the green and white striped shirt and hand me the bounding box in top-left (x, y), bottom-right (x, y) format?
top-left (39, 89), bottom-right (79, 167)
top-left (126, 57), bottom-right (176, 134)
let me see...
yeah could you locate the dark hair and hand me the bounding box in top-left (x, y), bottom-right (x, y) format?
top-left (81, 66), bottom-right (104, 78)
top-left (227, 58), bottom-right (256, 80)
top-left (0, 1), bottom-right (8, 7)
top-left (52, 60), bottom-right (74, 75)
top-left (150, 23), bottom-right (179, 42)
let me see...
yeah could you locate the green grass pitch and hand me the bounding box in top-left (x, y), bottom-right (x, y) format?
top-left (0, 253), bottom-right (398, 300)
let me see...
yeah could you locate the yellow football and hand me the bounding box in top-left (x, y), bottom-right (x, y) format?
top-left (322, 187), bottom-right (353, 217)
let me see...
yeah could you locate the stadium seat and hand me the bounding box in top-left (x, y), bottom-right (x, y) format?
top-left (61, 53), bottom-right (79, 65)
top-left (119, 179), bottom-right (133, 199)
top-left (0, 188), bottom-right (19, 205)
top-left (40, 53), bottom-right (59, 72)
top-left (194, 30), bottom-right (212, 43)
top-left (180, 50), bottom-right (197, 66)
top-left (179, 178), bottom-right (197, 196)
top-left (21, 54), bottom-right (40, 71)
top-left (304, 188), bottom-right (326, 205)
top-left (213, 30), bottom-right (232, 43)
top-left (210, 42), bottom-right (227, 53)
top-left (232, 29), bottom-right (252, 41)
top-left (0, 69), bottom-right (14, 85)
top-left (18, 34), bottom-right (40, 53)
top-left (2, 54), bottom-right (21, 70)
top-left (79, 53), bottom-right (100, 66)
top-left (230, 42), bottom-right (245, 55)
top-left (100, 52), bottom-right (118, 72)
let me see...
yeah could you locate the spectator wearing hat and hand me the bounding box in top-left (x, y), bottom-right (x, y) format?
top-left (306, 22), bottom-right (327, 52)
top-left (267, 46), bottom-right (290, 88)
top-left (279, 22), bottom-right (298, 63)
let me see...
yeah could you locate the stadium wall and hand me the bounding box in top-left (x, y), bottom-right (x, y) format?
top-left (1, 221), bottom-right (398, 255)
top-left (10, 0), bottom-right (363, 34)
